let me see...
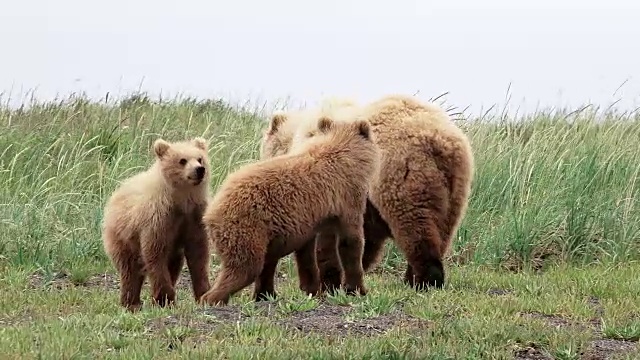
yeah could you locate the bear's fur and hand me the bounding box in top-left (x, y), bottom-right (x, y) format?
top-left (200, 117), bottom-right (380, 306)
top-left (102, 137), bottom-right (212, 311)
top-left (259, 98), bottom-right (359, 159)
top-left (260, 94), bottom-right (474, 292)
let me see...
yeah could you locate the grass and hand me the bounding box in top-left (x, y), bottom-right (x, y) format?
top-left (1, 92), bottom-right (639, 359)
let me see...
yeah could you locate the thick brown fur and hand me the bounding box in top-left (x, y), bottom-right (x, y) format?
top-left (200, 117), bottom-right (380, 306)
top-left (102, 137), bottom-right (212, 311)
top-left (260, 94), bottom-right (474, 292)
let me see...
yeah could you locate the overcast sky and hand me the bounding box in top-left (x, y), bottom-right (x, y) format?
top-left (1, 0), bottom-right (639, 115)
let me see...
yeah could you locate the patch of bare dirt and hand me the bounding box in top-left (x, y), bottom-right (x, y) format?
top-left (580, 339), bottom-right (639, 360)
top-left (0, 312), bottom-right (36, 327)
top-left (518, 300), bottom-right (639, 360)
top-left (519, 310), bottom-right (602, 334)
top-left (27, 271), bottom-right (73, 290)
top-left (27, 269), bottom-right (198, 292)
top-left (513, 342), bottom-right (553, 359)
top-left (579, 295), bottom-right (639, 359)
top-left (487, 288), bottom-right (513, 296)
top-left (519, 311), bottom-right (576, 329)
top-left (278, 304), bottom-right (430, 337)
top-left (28, 270), bottom-right (116, 289)
top-left (145, 313), bottom-right (223, 347)
top-left (587, 295), bottom-right (605, 318)
top-left (82, 273), bottom-right (120, 289)
top-left (201, 302), bottom-right (277, 322)
top-left (147, 314), bottom-right (217, 334)
top-left (141, 302), bottom-right (432, 347)
top-left (28, 267), bottom-right (290, 290)
top-left (145, 303), bottom-right (279, 348)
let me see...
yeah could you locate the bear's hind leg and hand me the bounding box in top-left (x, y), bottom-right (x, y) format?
top-left (201, 259), bottom-right (264, 306)
top-left (254, 259), bottom-right (279, 301)
top-left (398, 219), bottom-right (445, 290)
top-left (119, 273), bottom-right (145, 312)
top-left (114, 250), bottom-right (145, 312)
top-left (337, 216), bottom-right (367, 296)
top-left (142, 249), bottom-right (175, 307)
top-left (168, 250), bottom-right (184, 288)
top-left (313, 230), bottom-right (342, 294)
top-left (294, 237), bottom-right (321, 297)
top-left (362, 200), bottom-right (392, 272)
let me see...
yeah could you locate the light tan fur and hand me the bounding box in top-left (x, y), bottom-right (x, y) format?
top-left (261, 94), bottom-right (474, 291)
top-left (200, 118), bottom-right (380, 306)
top-left (102, 137), bottom-right (212, 311)
top-left (259, 98), bottom-right (361, 159)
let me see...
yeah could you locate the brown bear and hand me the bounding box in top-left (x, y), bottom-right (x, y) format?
top-left (199, 117), bottom-right (380, 306)
top-left (102, 137), bottom-right (212, 311)
top-left (260, 94), bottom-right (474, 292)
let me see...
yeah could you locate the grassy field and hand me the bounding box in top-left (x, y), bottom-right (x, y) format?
top-left (0, 93), bottom-right (639, 359)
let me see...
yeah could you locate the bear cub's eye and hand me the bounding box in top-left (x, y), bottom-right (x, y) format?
top-left (179, 159), bottom-right (187, 165)
top-left (197, 157), bottom-right (203, 164)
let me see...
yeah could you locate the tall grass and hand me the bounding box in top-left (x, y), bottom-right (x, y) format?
top-left (0, 93), bottom-right (638, 275)
top-left (457, 107), bottom-right (640, 269)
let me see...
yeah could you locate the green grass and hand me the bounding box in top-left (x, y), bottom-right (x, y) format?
top-left (1, 92), bottom-right (639, 358)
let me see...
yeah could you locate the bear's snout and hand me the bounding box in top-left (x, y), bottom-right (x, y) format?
top-left (196, 166), bottom-right (206, 179)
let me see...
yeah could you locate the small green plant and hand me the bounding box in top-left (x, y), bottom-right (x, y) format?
top-left (602, 320), bottom-right (640, 341)
top-left (163, 325), bottom-right (195, 351)
top-left (554, 343), bottom-right (580, 360)
top-left (277, 294), bottom-right (319, 314)
top-left (351, 293), bottom-right (409, 319)
top-left (67, 267), bottom-right (92, 286)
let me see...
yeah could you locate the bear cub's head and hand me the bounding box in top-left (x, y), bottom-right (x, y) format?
top-left (312, 117), bottom-right (371, 141)
top-left (153, 137), bottom-right (210, 188)
top-left (289, 116), bottom-right (373, 154)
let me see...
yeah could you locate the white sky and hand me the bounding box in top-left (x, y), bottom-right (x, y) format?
top-left (1, 0), bottom-right (639, 115)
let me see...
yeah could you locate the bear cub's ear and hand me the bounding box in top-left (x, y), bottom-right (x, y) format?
top-left (317, 117), bottom-right (335, 133)
top-left (193, 137), bottom-right (208, 151)
top-left (266, 113), bottom-right (287, 136)
top-left (355, 120), bottom-right (371, 140)
top-left (154, 138), bottom-right (171, 158)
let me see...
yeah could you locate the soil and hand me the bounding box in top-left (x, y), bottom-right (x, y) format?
top-left (515, 295), bottom-right (639, 360)
top-left (580, 339), bottom-right (639, 360)
top-left (277, 304), bottom-right (431, 337)
top-left (487, 288), bottom-right (513, 296)
top-left (27, 269), bottom-right (202, 292)
top-left (513, 342), bottom-right (554, 360)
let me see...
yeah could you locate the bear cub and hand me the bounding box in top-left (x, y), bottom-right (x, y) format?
top-left (199, 117), bottom-right (381, 306)
top-left (102, 137), bottom-right (212, 311)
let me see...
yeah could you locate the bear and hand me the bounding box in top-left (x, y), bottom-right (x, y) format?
top-left (199, 116), bottom-right (381, 306)
top-left (260, 94), bottom-right (474, 292)
top-left (102, 137), bottom-right (212, 311)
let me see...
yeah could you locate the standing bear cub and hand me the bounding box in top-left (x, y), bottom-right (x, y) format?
top-left (102, 137), bottom-right (212, 311)
top-left (199, 117), bottom-right (380, 306)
